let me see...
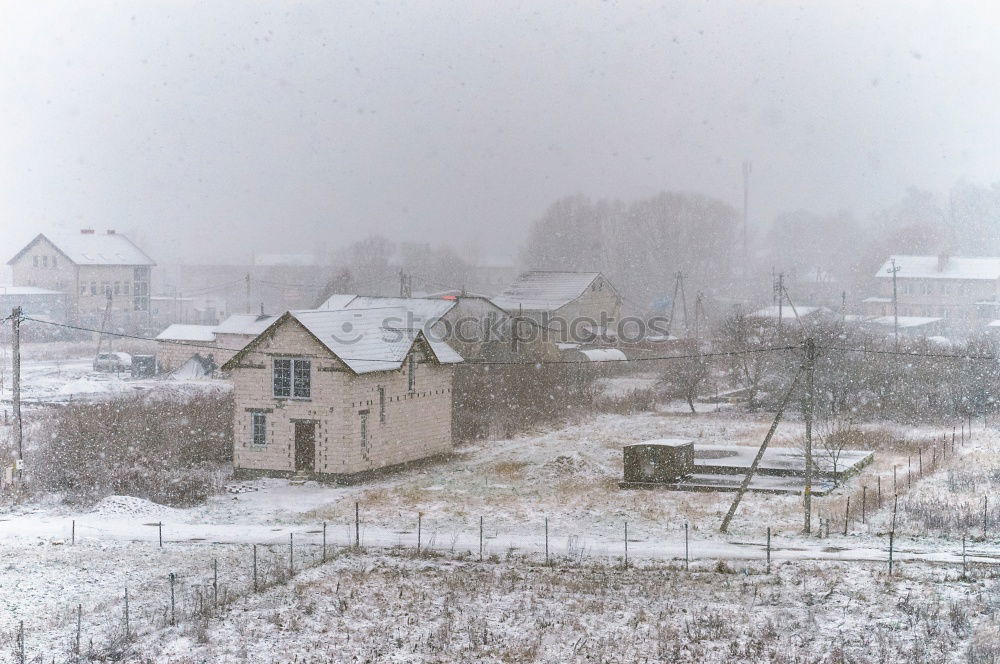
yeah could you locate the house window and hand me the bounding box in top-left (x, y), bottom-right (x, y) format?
top-left (80, 283), bottom-right (87, 295)
top-left (407, 354), bottom-right (415, 392)
top-left (90, 281), bottom-right (97, 295)
top-left (114, 281), bottom-right (121, 295)
top-left (101, 281), bottom-right (111, 297)
top-left (52, 257), bottom-right (57, 269)
top-left (42, 256), bottom-right (48, 268)
top-left (251, 412), bottom-right (266, 447)
top-left (33, 256), bottom-right (38, 268)
top-left (273, 358), bottom-right (311, 398)
top-left (378, 386), bottom-right (386, 423)
top-left (360, 410), bottom-right (370, 461)
top-left (124, 282), bottom-right (130, 295)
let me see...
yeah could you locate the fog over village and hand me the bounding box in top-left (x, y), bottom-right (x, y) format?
top-left (3, 2), bottom-right (1000, 662)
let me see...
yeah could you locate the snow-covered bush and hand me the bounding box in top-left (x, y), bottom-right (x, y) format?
top-left (28, 390), bottom-right (233, 506)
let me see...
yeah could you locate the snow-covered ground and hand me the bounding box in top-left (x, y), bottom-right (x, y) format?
top-left (0, 349), bottom-right (998, 661)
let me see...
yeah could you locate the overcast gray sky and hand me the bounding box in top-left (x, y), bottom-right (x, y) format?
top-left (2, 0), bottom-right (999, 265)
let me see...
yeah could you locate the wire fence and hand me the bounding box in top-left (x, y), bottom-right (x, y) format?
top-left (9, 498), bottom-right (1000, 663)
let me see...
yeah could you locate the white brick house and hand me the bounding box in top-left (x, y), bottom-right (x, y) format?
top-left (7, 229), bottom-right (154, 328)
top-left (222, 308), bottom-right (462, 482)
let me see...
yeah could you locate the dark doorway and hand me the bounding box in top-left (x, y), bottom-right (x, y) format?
top-left (294, 421), bottom-right (316, 472)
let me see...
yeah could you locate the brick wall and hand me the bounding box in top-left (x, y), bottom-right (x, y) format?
top-left (230, 318), bottom-right (454, 478)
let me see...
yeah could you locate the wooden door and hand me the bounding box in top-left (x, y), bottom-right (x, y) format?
top-left (294, 421), bottom-right (316, 472)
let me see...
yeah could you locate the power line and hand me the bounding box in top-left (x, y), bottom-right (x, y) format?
top-left (816, 344), bottom-right (999, 362)
top-left (16, 315), bottom-right (797, 366)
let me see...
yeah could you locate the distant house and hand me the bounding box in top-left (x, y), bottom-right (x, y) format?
top-left (7, 229), bottom-right (154, 329)
top-left (866, 315), bottom-right (945, 338)
top-left (747, 305), bottom-right (830, 327)
top-left (213, 313), bottom-right (280, 365)
top-left (491, 271), bottom-right (622, 343)
top-left (0, 286), bottom-right (66, 322)
top-left (866, 254), bottom-right (1000, 335)
top-left (155, 324), bottom-right (219, 372)
top-left (222, 308), bottom-right (462, 481)
top-left (314, 293), bottom-right (534, 360)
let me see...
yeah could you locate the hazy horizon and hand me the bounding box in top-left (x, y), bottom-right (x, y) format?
top-left (4, 1), bottom-right (1000, 266)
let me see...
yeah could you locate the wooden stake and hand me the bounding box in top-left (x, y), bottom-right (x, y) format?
top-left (844, 496), bottom-right (850, 536)
top-left (624, 521), bottom-right (629, 568)
top-left (417, 513), bottom-right (422, 553)
top-left (169, 573), bottom-right (176, 625)
top-left (290, 533), bottom-right (294, 576)
top-left (684, 522), bottom-right (689, 571)
top-left (544, 517), bottom-right (549, 565)
top-left (355, 503), bottom-right (360, 548)
top-left (252, 545), bottom-right (257, 592)
top-left (479, 516), bottom-right (483, 561)
top-left (862, 487), bottom-right (867, 524)
top-left (766, 527), bottom-right (771, 574)
top-left (888, 531), bottom-right (894, 576)
top-left (158, 521), bottom-right (163, 548)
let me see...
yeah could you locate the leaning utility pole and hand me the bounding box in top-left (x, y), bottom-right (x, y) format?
top-left (803, 337), bottom-right (816, 534)
top-left (888, 259), bottom-right (901, 350)
top-left (11, 307), bottom-right (22, 480)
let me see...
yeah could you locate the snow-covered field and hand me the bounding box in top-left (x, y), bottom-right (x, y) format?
top-left (0, 352), bottom-right (999, 661)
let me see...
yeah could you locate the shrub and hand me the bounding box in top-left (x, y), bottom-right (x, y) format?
top-left (27, 390), bottom-right (233, 506)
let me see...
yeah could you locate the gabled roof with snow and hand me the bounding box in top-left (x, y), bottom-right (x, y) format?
top-left (214, 313), bottom-right (279, 336)
top-left (223, 308), bottom-right (463, 375)
top-left (155, 324), bottom-right (217, 342)
top-left (0, 285), bottom-right (64, 296)
top-left (748, 305), bottom-right (824, 320)
top-left (869, 315), bottom-right (942, 329)
top-left (875, 255), bottom-right (1000, 280)
top-left (8, 232), bottom-right (155, 266)
top-left (491, 271), bottom-right (611, 312)
top-left (316, 294), bottom-right (458, 327)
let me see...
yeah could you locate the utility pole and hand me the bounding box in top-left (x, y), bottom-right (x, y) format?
top-left (11, 308), bottom-right (22, 481)
top-left (774, 272), bottom-right (784, 338)
top-left (245, 273), bottom-right (251, 314)
top-left (668, 272), bottom-right (689, 337)
top-left (742, 160), bottom-right (752, 277)
top-left (888, 259), bottom-right (901, 350)
top-left (803, 337), bottom-right (816, 534)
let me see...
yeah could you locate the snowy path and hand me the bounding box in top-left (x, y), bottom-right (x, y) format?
top-left (1, 508), bottom-right (996, 569)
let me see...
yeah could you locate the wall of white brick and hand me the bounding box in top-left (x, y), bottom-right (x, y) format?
top-left (230, 317), bottom-right (454, 478)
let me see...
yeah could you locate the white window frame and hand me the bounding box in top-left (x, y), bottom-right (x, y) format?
top-left (251, 412), bottom-right (267, 447)
top-left (273, 358), bottom-right (311, 399)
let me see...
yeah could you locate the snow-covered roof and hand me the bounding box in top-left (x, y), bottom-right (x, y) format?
top-left (869, 315), bottom-right (942, 329)
top-left (627, 438), bottom-right (693, 448)
top-left (491, 271), bottom-right (608, 312)
top-left (214, 313), bottom-right (279, 336)
top-left (875, 255), bottom-right (1000, 280)
top-left (578, 348), bottom-right (627, 362)
top-left (155, 324), bottom-right (217, 342)
top-left (0, 285), bottom-right (64, 296)
top-left (316, 295), bottom-right (457, 327)
top-left (290, 308), bottom-right (463, 374)
top-left (862, 296), bottom-right (892, 303)
top-left (748, 305), bottom-right (823, 320)
top-left (8, 231), bottom-right (155, 266)
top-left (253, 253), bottom-right (318, 266)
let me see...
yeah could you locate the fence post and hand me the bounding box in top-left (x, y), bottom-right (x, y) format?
top-left (888, 531), bottom-right (894, 576)
top-left (124, 587), bottom-right (129, 639)
top-left (72, 520), bottom-right (75, 546)
top-left (984, 496), bottom-right (989, 539)
top-left (862, 487), bottom-right (867, 524)
top-left (252, 545), bottom-right (258, 592)
top-left (684, 522), bottom-right (689, 571)
top-left (169, 573), bottom-right (176, 626)
top-left (479, 516), bottom-right (483, 561)
top-left (355, 502), bottom-right (360, 549)
top-left (213, 559), bottom-right (218, 609)
top-left (907, 457), bottom-right (911, 487)
top-left (844, 496), bottom-right (850, 536)
top-left (159, 521), bottom-right (163, 548)
top-left (17, 620), bottom-right (24, 664)
top-left (322, 522), bottom-right (327, 563)
top-left (877, 477), bottom-right (882, 509)
top-left (624, 521), bottom-right (629, 569)
top-left (417, 513), bottom-right (422, 553)
top-left (544, 517), bottom-right (549, 565)
top-left (766, 527), bottom-right (771, 574)
top-left (962, 535), bottom-right (967, 578)
top-left (919, 449), bottom-right (923, 477)
top-left (290, 533), bottom-right (294, 576)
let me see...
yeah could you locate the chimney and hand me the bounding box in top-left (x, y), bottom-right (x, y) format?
top-left (938, 252), bottom-right (950, 272)
top-left (80, 228), bottom-right (95, 234)
top-left (106, 229), bottom-right (116, 235)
